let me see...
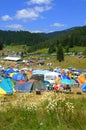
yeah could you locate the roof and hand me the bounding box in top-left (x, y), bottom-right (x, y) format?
top-left (3, 56), bottom-right (21, 61)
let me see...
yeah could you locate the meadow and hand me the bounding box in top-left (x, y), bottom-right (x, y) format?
top-left (0, 90), bottom-right (86, 130)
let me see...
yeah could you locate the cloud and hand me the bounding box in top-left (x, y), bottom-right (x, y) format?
top-left (15, 6), bottom-right (52, 20)
top-left (1, 1), bottom-right (53, 22)
top-left (6, 24), bottom-right (23, 30)
top-left (30, 30), bottom-right (43, 33)
top-left (1, 15), bottom-right (12, 21)
top-left (34, 5), bottom-right (52, 12)
top-left (51, 22), bottom-right (66, 27)
top-left (15, 8), bottom-right (39, 20)
top-left (27, 0), bottom-right (53, 5)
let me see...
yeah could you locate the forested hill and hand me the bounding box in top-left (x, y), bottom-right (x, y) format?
top-left (29, 26), bottom-right (86, 52)
top-left (45, 26), bottom-right (80, 38)
top-left (0, 26), bottom-right (86, 52)
top-left (0, 30), bottom-right (48, 46)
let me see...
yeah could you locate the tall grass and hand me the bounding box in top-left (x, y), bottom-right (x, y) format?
top-left (0, 92), bottom-right (86, 130)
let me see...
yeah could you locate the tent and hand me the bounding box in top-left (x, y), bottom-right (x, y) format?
top-left (14, 80), bottom-right (47, 92)
top-left (77, 73), bottom-right (86, 84)
top-left (32, 69), bottom-right (50, 75)
top-left (32, 80), bottom-right (46, 91)
top-left (71, 79), bottom-right (80, 87)
top-left (0, 77), bottom-right (13, 95)
top-left (30, 74), bottom-right (44, 81)
top-left (62, 75), bottom-right (70, 80)
top-left (12, 73), bottom-right (25, 81)
top-left (44, 72), bottom-right (60, 84)
top-left (60, 78), bottom-right (73, 85)
top-left (81, 82), bottom-right (86, 92)
top-left (4, 68), bottom-right (15, 75)
top-left (3, 56), bottom-right (21, 61)
top-left (14, 82), bottom-right (33, 92)
top-left (42, 80), bottom-right (53, 90)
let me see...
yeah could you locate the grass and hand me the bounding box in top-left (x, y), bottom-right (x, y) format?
top-left (0, 90), bottom-right (86, 130)
top-left (3, 45), bottom-right (29, 52)
top-left (0, 55), bottom-right (86, 70)
top-left (69, 46), bottom-right (86, 53)
top-left (45, 55), bottom-right (86, 70)
top-left (0, 45), bottom-right (86, 70)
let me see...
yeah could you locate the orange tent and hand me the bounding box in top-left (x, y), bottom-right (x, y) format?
top-left (77, 74), bottom-right (86, 85)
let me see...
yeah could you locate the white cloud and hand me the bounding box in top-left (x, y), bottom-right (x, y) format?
top-left (15, 6), bottom-right (52, 20)
top-left (34, 5), bottom-right (52, 12)
top-left (51, 22), bottom-right (66, 27)
top-left (6, 24), bottom-right (23, 29)
top-left (1, 1), bottom-right (53, 22)
top-left (15, 8), bottom-right (39, 20)
top-left (30, 30), bottom-right (43, 33)
top-left (27, 0), bottom-right (53, 5)
top-left (1, 15), bottom-right (12, 21)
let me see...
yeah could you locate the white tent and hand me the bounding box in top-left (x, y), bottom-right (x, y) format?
top-left (44, 72), bottom-right (61, 84)
top-left (3, 56), bottom-right (21, 61)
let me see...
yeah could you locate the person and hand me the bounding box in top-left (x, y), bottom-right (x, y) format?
top-left (63, 84), bottom-right (71, 92)
top-left (49, 66), bottom-right (53, 71)
top-left (55, 75), bottom-right (61, 83)
top-left (53, 83), bottom-right (59, 92)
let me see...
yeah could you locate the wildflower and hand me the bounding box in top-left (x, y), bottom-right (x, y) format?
top-left (65, 102), bottom-right (74, 113)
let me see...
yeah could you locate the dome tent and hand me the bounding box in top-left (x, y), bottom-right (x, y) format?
top-left (81, 82), bottom-right (86, 92)
top-left (0, 77), bottom-right (13, 95)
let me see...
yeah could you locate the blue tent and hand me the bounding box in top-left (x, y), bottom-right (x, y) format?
top-left (81, 82), bottom-right (86, 92)
top-left (60, 78), bottom-right (73, 85)
top-left (12, 73), bottom-right (25, 81)
top-left (62, 75), bottom-right (70, 80)
top-left (32, 69), bottom-right (50, 75)
top-left (42, 80), bottom-right (53, 90)
top-left (14, 80), bottom-right (47, 92)
top-left (0, 77), bottom-right (13, 94)
top-left (4, 68), bottom-right (15, 75)
top-left (14, 82), bottom-right (33, 92)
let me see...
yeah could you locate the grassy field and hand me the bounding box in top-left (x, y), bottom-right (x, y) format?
top-left (0, 55), bottom-right (86, 71)
top-left (0, 89), bottom-right (86, 130)
top-left (1, 45), bottom-right (86, 70)
top-left (0, 54), bottom-right (86, 71)
top-left (43, 55), bottom-right (86, 70)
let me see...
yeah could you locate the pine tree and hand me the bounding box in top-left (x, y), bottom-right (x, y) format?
top-left (56, 44), bottom-right (64, 62)
top-left (0, 43), bottom-right (3, 50)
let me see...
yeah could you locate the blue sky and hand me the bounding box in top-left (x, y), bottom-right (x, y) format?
top-left (0, 0), bottom-right (86, 33)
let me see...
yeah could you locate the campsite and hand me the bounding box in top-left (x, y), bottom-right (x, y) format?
top-left (0, 54), bottom-right (86, 130)
top-left (0, 0), bottom-right (86, 129)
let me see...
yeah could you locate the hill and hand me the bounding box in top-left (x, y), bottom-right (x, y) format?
top-left (45, 26), bottom-right (80, 38)
top-left (0, 26), bottom-right (86, 52)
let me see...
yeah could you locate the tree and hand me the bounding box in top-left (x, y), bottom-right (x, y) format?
top-left (0, 42), bottom-right (3, 50)
top-left (56, 40), bottom-right (59, 47)
top-left (48, 44), bottom-right (56, 54)
top-left (65, 45), bottom-right (69, 53)
top-left (56, 44), bottom-right (64, 62)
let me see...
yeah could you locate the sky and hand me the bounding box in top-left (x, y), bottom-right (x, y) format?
top-left (0, 0), bottom-right (86, 33)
